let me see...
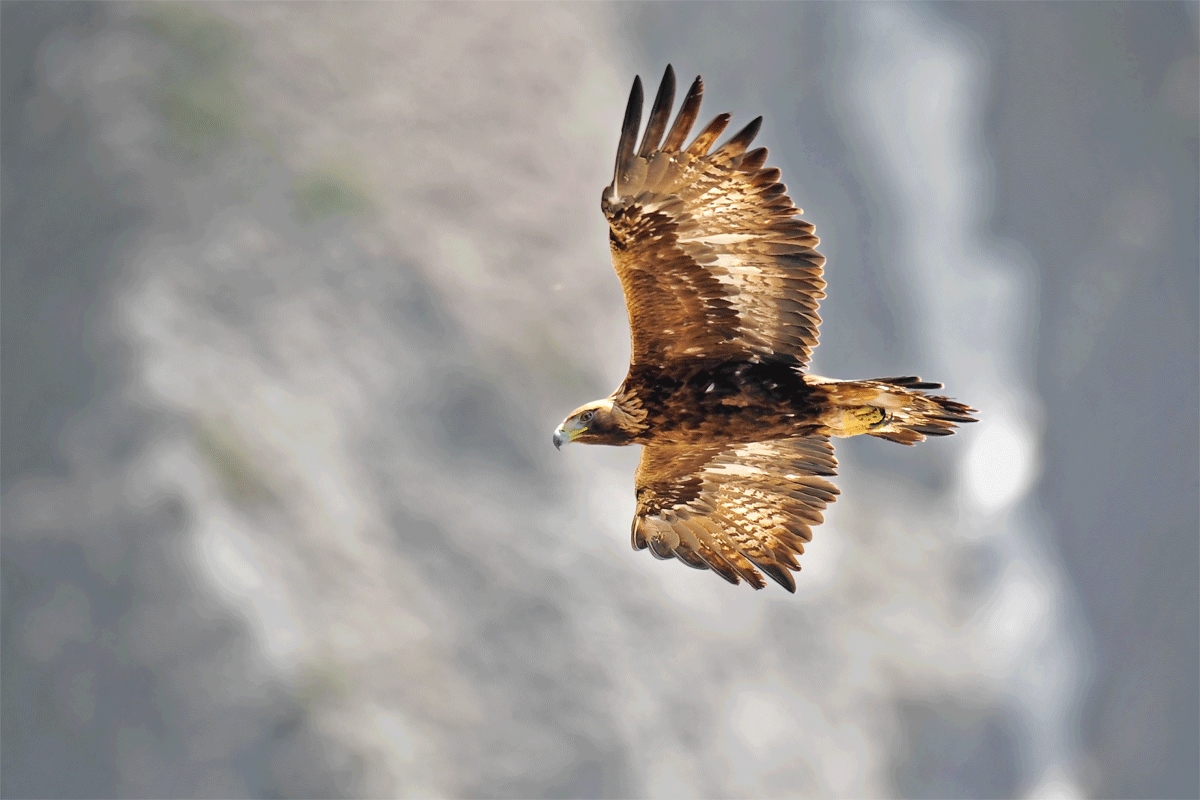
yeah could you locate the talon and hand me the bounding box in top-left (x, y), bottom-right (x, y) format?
top-left (850, 405), bottom-right (886, 427)
top-left (834, 405), bottom-right (887, 436)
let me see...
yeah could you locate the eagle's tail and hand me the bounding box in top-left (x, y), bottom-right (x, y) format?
top-left (813, 376), bottom-right (977, 445)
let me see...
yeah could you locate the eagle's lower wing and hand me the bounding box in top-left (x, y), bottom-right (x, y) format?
top-left (633, 436), bottom-right (840, 592)
top-left (604, 66), bottom-right (827, 369)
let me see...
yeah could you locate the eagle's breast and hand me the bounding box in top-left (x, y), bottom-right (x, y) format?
top-left (620, 359), bottom-right (825, 445)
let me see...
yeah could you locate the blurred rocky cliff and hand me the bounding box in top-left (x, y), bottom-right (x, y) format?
top-left (2, 3), bottom-right (1195, 798)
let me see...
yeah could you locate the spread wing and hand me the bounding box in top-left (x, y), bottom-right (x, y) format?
top-left (632, 436), bottom-right (840, 592)
top-left (603, 66), bottom-right (827, 369)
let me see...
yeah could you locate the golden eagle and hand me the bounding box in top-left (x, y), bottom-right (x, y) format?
top-left (554, 66), bottom-right (976, 592)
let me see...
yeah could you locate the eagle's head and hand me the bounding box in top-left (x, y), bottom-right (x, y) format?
top-left (553, 399), bottom-right (631, 449)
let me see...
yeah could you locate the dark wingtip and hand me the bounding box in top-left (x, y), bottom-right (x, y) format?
top-left (623, 74), bottom-right (644, 141)
top-left (638, 65), bottom-right (677, 157)
top-left (687, 112), bottom-right (732, 155)
top-left (660, 74), bottom-right (704, 153)
top-left (740, 116), bottom-right (764, 145)
top-left (612, 75), bottom-right (644, 191)
top-left (719, 115), bottom-right (763, 156)
top-left (761, 562), bottom-right (797, 593)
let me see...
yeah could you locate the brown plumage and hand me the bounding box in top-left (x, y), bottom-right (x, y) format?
top-left (554, 66), bottom-right (977, 592)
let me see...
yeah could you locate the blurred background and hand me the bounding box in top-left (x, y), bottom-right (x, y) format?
top-left (2, 2), bottom-right (1196, 798)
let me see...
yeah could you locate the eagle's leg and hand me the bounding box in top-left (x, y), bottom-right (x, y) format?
top-left (830, 405), bottom-right (887, 437)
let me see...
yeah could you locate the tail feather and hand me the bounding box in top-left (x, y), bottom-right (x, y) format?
top-left (874, 375), bottom-right (945, 391)
top-left (814, 375), bottom-right (977, 445)
top-left (869, 377), bottom-right (977, 445)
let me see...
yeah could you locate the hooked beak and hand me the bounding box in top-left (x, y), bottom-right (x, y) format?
top-left (553, 418), bottom-right (583, 450)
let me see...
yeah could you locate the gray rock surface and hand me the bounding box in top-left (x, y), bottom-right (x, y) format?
top-left (2, 2), bottom-right (1194, 798)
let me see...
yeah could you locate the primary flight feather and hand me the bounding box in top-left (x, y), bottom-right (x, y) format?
top-left (554, 66), bottom-right (976, 592)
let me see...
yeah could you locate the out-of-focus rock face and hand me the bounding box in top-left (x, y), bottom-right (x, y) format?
top-left (941, 6), bottom-right (1199, 798)
top-left (4, 5), bottom-right (637, 796)
top-left (14, 2), bottom-right (1187, 799)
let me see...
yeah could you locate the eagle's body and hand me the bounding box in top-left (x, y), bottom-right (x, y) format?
top-left (554, 67), bottom-right (976, 592)
top-left (614, 359), bottom-right (825, 445)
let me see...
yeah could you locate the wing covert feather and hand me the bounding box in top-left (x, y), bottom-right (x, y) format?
top-left (604, 68), bottom-right (827, 368)
top-left (632, 436), bottom-right (840, 592)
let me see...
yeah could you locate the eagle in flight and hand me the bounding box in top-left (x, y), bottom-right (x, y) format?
top-left (553, 66), bottom-right (976, 592)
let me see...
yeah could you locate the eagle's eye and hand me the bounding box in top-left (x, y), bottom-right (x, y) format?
top-left (581, 410), bottom-right (596, 424)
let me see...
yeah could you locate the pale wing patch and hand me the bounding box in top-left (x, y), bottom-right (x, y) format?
top-left (705, 461), bottom-right (767, 479)
top-left (679, 232), bottom-right (758, 246)
top-left (707, 253), bottom-right (745, 269)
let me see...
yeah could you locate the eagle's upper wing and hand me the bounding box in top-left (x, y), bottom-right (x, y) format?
top-left (632, 436), bottom-right (840, 592)
top-left (604, 66), bottom-right (827, 369)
